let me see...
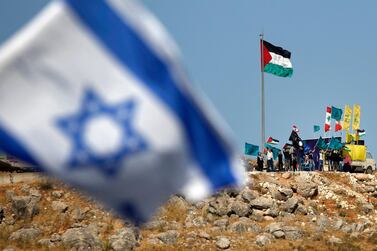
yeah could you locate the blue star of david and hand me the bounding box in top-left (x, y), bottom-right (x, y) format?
top-left (56, 88), bottom-right (147, 175)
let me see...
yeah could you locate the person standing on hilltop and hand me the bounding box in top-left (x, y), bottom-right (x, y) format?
top-left (277, 150), bottom-right (283, 172)
top-left (289, 146), bottom-right (295, 171)
top-left (267, 148), bottom-right (274, 172)
top-left (257, 152), bottom-right (264, 172)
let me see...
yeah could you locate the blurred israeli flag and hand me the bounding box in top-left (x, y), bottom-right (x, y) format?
top-left (0, 0), bottom-right (244, 223)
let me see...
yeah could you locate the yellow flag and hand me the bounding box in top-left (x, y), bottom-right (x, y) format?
top-left (342, 105), bottom-right (352, 131)
top-left (346, 132), bottom-right (357, 143)
top-left (352, 104), bottom-right (360, 131)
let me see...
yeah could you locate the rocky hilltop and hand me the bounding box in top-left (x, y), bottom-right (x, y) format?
top-left (0, 171), bottom-right (377, 250)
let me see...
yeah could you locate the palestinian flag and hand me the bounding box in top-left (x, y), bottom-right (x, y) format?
top-left (267, 137), bottom-right (279, 145)
top-left (261, 40), bottom-right (293, 77)
top-left (325, 106), bottom-right (331, 132)
top-left (357, 129), bottom-right (366, 138)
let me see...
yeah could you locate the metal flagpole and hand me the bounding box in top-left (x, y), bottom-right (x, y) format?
top-left (260, 33), bottom-right (265, 151)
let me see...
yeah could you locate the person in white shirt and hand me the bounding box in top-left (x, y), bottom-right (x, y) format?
top-left (267, 149), bottom-right (274, 172)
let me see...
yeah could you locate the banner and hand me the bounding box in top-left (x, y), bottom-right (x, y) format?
top-left (352, 104), bottom-right (360, 131)
top-left (342, 105), bottom-right (352, 131)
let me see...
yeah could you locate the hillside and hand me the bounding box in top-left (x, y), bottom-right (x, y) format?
top-left (0, 171), bottom-right (377, 250)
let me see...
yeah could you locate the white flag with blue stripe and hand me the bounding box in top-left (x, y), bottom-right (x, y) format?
top-left (0, 0), bottom-right (244, 223)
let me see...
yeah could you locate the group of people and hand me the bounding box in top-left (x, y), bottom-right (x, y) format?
top-left (251, 147), bottom-right (347, 172)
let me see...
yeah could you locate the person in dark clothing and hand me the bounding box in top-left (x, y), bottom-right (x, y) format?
top-left (292, 155), bottom-right (297, 172)
top-left (283, 148), bottom-right (290, 171)
top-left (257, 152), bottom-right (264, 171)
top-left (277, 151), bottom-right (283, 172)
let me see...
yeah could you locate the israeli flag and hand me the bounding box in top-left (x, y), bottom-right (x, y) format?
top-left (0, 0), bottom-right (244, 223)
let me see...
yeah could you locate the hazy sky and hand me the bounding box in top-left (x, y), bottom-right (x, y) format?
top-left (0, 1), bottom-right (376, 156)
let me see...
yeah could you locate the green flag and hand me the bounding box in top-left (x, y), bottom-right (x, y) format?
top-left (315, 137), bottom-right (328, 150)
top-left (244, 143), bottom-right (259, 156)
top-left (328, 137), bottom-right (344, 150)
top-left (314, 125), bottom-right (320, 133)
top-left (331, 106), bottom-right (343, 121)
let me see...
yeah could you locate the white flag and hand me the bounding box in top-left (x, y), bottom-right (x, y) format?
top-left (0, 0), bottom-right (244, 223)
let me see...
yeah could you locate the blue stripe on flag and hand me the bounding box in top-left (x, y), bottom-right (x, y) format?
top-left (0, 125), bottom-right (38, 166)
top-left (64, 0), bottom-right (236, 189)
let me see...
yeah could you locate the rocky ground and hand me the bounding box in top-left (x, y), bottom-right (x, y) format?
top-left (0, 171), bottom-right (377, 251)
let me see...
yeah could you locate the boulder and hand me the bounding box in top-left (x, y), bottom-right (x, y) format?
top-left (216, 237), bottom-right (230, 249)
top-left (208, 196), bottom-right (230, 216)
top-left (11, 195), bottom-right (39, 220)
top-left (282, 226), bottom-right (303, 240)
top-left (9, 227), bottom-right (41, 242)
top-left (280, 197), bottom-right (298, 213)
top-left (250, 197), bottom-right (274, 210)
top-left (265, 223), bottom-right (284, 239)
top-left (228, 217), bottom-right (261, 234)
top-left (109, 227), bottom-right (139, 251)
top-left (279, 187), bottom-right (294, 199)
top-left (62, 226), bottom-right (102, 250)
top-left (241, 188), bottom-right (259, 202)
top-left (297, 182), bottom-right (318, 198)
top-left (295, 204), bottom-right (308, 215)
top-left (156, 230), bottom-right (179, 245)
top-left (282, 172), bottom-right (292, 179)
top-left (255, 233), bottom-right (273, 246)
top-left (228, 200), bottom-right (251, 217)
top-left (52, 201), bottom-right (69, 213)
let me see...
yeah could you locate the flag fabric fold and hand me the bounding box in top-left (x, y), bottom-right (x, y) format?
top-left (0, 0), bottom-right (244, 223)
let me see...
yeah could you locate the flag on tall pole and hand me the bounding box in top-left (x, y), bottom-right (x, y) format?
top-left (260, 40), bottom-right (293, 77)
top-left (0, 0), bottom-right (244, 223)
top-left (325, 106), bottom-right (331, 132)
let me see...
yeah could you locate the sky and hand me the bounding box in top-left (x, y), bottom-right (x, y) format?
top-left (0, 1), bottom-right (376, 157)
